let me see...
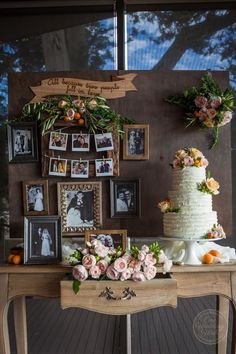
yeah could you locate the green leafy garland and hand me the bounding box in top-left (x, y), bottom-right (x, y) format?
top-left (10, 95), bottom-right (135, 136)
top-left (166, 73), bottom-right (235, 149)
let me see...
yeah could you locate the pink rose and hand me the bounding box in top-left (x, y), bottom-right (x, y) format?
top-left (144, 265), bottom-right (157, 280)
top-left (67, 108), bottom-right (75, 118)
top-left (114, 258), bottom-right (127, 273)
top-left (198, 109), bottom-right (208, 121)
top-left (94, 244), bottom-right (109, 258)
top-left (82, 248), bottom-right (89, 255)
top-left (172, 159), bottom-right (180, 168)
top-left (138, 251), bottom-right (146, 261)
top-left (122, 252), bottom-right (132, 264)
top-left (210, 96), bottom-right (222, 109)
top-left (120, 268), bottom-right (132, 281)
top-left (129, 259), bottom-right (142, 271)
top-left (183, 156), bottom-right (194, 166)
top-left (219, 111), bottom-right (233, 127)
top-left (72, 265), bottom-right (88, 281)
top-left (144, 253), bottom-right (156, 266)
top-left (141, 245), bottom-right (149, 253)
top-left (207, 108), bottom-right (217, 119)
top-left (163, 259), bottom-right (173, 274)
top-left (89, 265), bottom-right (101, 279)
top-left (82, 254), bottom-right (96, 269)
top-left (106, 265), bottom-right (120, 280)
top-left (194, 96), bottom-right (208, 108)
top-left (97, 260), bottom-right (108, 274)
top-left (158, 250), bottom-right (168, 263)
top-left (132, 271), bottom-right (146, 282)
top-left (201, 158), bottom-right (209, 168)
top-left (72, 99), bottom-right (85, 111)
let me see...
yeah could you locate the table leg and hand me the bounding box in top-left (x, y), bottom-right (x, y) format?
top-left (13, 296), bottom-right (28, 354)
top-left (0, 274), bottom-right (10, 354)
top-left (217, 295), bottom-right (229, 354)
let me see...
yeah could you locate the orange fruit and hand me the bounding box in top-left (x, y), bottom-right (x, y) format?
top-left (74, 112), bottom-right (81, 120)
top-left (8, 254), bottom-right (14, 264)
top-left (209, 249), bottom-right (221, 258)
top-left (78, 118), bottom-right (85, 126)
top-left (64, 116), bottom-right (71, 122)
top-left (202, 253), bottom-right (214, 264)
top-left (12, 255), bottom-right (22, 265)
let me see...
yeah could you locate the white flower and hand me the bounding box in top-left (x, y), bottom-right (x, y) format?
top-left (141, 245), bottom-right (149, 253)
top-left (94, 244), bottom-right (109, 258)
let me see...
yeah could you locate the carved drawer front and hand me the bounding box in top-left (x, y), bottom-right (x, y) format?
top-left (61, 279), bottom-right (177, 315)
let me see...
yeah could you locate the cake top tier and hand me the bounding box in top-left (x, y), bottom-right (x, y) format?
top-left (172, 147), bottom-right (208, 169)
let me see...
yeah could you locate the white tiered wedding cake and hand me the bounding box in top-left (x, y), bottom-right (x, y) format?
top-left (158, 148), bottom-right (225, 240)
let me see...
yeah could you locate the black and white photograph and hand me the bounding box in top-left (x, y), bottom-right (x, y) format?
top-left (95, 158), bottom-right (113, 177)
top-left (95, 132), bottom-right (114, 152)
top-left (123, 124), bottom-right (149, 160)
top-left (24, 216), bottom-right (61, 264)
top-left (72, 133), bottom-right (90, 151)
top-left (85, 229), bottom-right (127, 249)
top-left (8, 122), bottom-right (38, 163)
top-left (49, 132), bottom-right (68, 151)
top-left (110, 178), bottom-right (141, 218)
top-left (71, 160), bottom-right (89, 178)
top-left (57, 182), bottom-right (102, 235)
top-left (22, 180), bottom-right (49, 216)
top-left (49, 158), bottom-right (67, 177)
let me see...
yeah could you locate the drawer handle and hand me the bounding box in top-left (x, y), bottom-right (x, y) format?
top-left (99, 287), bottom-right (136, 301)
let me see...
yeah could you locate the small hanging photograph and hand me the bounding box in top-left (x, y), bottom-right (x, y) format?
top-left (49, 132), bottom-right (68, 151)
top-left (71, 160), bottom-right (89, 178)
top-left (95, 158), bottom-right (113, 177)
top-left (72, 133), bottom-right (90, 151)
top-left (123, 124), bottom-right (149, 160)
top-left (22, 180), bottom-right (49, 216)
top-left (95, 132), bottom-right (114, 152)
top-left (49, 158), bottom-right (67, 177)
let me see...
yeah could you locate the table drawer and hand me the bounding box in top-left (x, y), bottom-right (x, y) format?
top-left (61, 278), bottom-right (177, 315)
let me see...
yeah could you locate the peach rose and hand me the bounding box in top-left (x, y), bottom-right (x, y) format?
top-left (207, 108), bottom-right (217, 119)
top-left (158, 199), bottom-right (171, 213)
top-left (200, 158), bottom-right (209, 168)
top-left (172, 159), bottom-right (180, 168)
top-left (88, 99), bottom-right (98, 110)
top-left (189, 148), bottom-right (203, 159)
top-left (82, 254), bottom-right (96, 269)
top-left (113, 258), bottom-right (127, 273)
top-left (58, 100), bottom-right (68, 109)
top-left (175, 149), bottom-right (187, 159)
top-left (204, 117), bottom-right (214, 128)
top-left (206, 178), bottom-right (219, 195)
top-left (72, 265), bottom-right (88, 281)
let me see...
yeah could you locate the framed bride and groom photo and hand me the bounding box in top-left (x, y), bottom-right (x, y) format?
top-left (22, 180), bottom-right (49, 216)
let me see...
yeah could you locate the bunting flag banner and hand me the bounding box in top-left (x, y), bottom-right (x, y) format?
top-left (30, 74), bottom-right (137, 103)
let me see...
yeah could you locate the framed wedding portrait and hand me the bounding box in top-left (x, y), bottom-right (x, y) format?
top-left (84, 229), bottom-right (127, 249)
top-left (57, 181), bottom-right (102, 235)
top-left (24, 215), bottom-right (61, 265)
top-left (123, 124), bottom-right (149, 160)
top-left (22, 180), bottom-right (49, 216)
top-left (8, 121), bottom-right (38, 163)
top-left (110, 178), bottom-right (141, 218)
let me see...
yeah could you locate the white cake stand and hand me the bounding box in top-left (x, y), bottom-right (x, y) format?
top-left (159, 237), bottom-right (223, 265)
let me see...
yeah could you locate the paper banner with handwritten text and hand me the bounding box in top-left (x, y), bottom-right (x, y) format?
top-left (30, 74), bottom-right (137, 102)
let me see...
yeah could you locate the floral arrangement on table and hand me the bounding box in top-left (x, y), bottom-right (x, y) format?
top-left (198, 173), bottom-right (220, 195)
top-left (158, 199), bottom-right (180, 213)
top-left (166, 73), bottom-right (235, 149)
top-left (65, 240), bottom-right (173, 294)
top-left (205, 224), bottom-right (226, 239)
top-left (171, 147), bottom-right (208, 169)
top-left (10, 95), bottom-right (134, 136)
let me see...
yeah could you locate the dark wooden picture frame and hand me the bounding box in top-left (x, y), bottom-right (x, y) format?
top-left (8, 121), bottom-right (38, 163)
top-left (24, 215), bottom-right (61, 264)
top-left (123, 124), bottom-right (149, 160)
top-left (57, 181), bottom-right (102, 235)
top-left (84, 229), bottom-right (127, 249)
top-left (22, 180), bottom-right (49, 216)
top-left (110, 178), bottom-right (141, 218)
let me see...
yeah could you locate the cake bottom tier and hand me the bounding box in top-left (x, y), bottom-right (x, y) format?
top-left (163, 211), bottom-right (217, 239)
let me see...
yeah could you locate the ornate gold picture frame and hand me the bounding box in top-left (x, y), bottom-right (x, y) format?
top-left (57, 181), bottom-right (102, 235)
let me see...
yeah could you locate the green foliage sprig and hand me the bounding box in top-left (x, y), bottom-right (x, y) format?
top-left (166, 73), bottom-right (235, 149)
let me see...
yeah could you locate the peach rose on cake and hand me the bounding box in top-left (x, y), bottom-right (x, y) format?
top-left (206, 177), bottom-right (220, 195)
top-left (189, 148), bottom-right (203, 159)
top-left (175, 149), bottom-right (188, 159)
top-left (200, 158), bottom-right (209, 167)
top-left (158, 199), bottom-right (171, 213)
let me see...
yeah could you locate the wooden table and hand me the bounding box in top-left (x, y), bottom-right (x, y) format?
top-left (0, 263), bottom-right (236, 354)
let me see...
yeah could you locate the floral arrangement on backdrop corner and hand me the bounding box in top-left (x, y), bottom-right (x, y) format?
top-left (166, 73), bottom-right (235, 149)
top-left (65, 240), bottom-right (173, 294)
top-left (9, 95), bottom-right (135, 136)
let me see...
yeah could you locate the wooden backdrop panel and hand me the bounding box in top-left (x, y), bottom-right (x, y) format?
top-left (8, 71), bottom-right (232, 238)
